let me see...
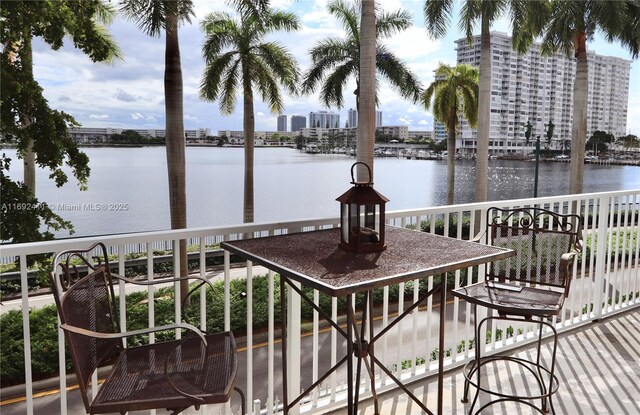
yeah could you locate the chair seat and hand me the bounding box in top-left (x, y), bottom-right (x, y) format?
top-left (452, 281), bottom-right (565, 317)
top-left (91, 331), bottom-right (237, 414)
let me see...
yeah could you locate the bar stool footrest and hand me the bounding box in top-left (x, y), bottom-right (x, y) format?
top-left (463, 354), bottom-right (559, 401)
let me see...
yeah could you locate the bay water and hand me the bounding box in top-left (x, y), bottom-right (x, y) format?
top-left (4, 146), bottom-right (640, 238)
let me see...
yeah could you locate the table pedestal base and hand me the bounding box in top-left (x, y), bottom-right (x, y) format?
top-left (280, 276), bottom-right (446, 415)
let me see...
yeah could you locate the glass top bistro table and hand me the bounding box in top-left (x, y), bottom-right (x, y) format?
top-left (221, 225), bottom-right (514, 415)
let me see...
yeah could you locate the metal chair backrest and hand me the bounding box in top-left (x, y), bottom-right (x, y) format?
top-left (49, 242), bottom-right (121, 413)
top-left (485, 207), bottom-right (582, 293)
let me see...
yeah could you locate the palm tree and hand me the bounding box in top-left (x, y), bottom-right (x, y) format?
top-left (302, 0), bottom-right (422, 113)
top-left (423, 63), bottom-right (479, 205)
top-left (120, 0), bottom-right (194, 300)
top-left (539, 0), bottom-right (640, 194)
top-left (199, 6), bottom-right (300, 223)
top-left (358, 0), bottom-right (377, 181)
top-left (424, 0), bottom-right (547, 203)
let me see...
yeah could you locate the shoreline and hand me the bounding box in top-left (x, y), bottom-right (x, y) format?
top-left (1, 144), bottom-right (637, 166)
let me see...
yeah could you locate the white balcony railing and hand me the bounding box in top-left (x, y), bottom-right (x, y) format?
top-left (1, 190), bottom-right (639, 415)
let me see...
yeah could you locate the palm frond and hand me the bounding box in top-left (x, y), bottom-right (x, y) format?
top-left (302, 38), bottom-right (355, 95)
top-left (510, 0), bottom-right (548, 54)
top-left (119, 0), bottom-right (166, 37)
top-left (94, 0), bottom-right (117, 24)
top-left (424, 0), bottom-right (454, 39)
top-left (264, 10), bottom-right (300, 33)
top-left (219, 59), bottom-right (242, 114)
top-left (226, 0), bottom-right (268, 18)
top-left (328, 0), bottom-right (360, 41)
top-left (83, 23), bottom-right (123, 62)
top-left (201, 13), bottom-right (239, 59)
top-left (250, 57), bottom-right (284, 113)
top-left (308, 38), bottom-right (354, 64)
top-left (375, 47), bottom-right (422, 103)
top-left (594, 0), bottom-right (639, 58)
top-left (376, 8), bottom-right (412, 39)
top-left (540, 1), bottom-right (583, 57)
top-left (256, 42), bottom-right (300, 96)
top-left (458, 0), bottom-right (480, 43)
top-left (200, 51), bottom-right (237, 103)
top-left (320, 61), bottom-right (357, 109)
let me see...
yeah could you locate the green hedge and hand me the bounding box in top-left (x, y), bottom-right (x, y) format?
top-left (582, 229), bottom-right (638, 265)
top-left (1, 272), bottom-right (462, 387)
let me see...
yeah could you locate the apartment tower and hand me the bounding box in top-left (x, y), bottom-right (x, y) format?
top-left (277, 115), bottom-right (287, 132)
top-left (309, 111), bottom-right (340, 129)
top-left (347, 108), bottom-right (383, 128)
top-left (455, 32), bottom-right (630, 155)
top-left (290, 115), bottom-right (306, 133)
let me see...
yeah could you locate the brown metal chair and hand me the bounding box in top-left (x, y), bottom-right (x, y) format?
top-left (50, 242), bottom-right (245, 415)
top-left (452, 207), bottom-right (582, 414)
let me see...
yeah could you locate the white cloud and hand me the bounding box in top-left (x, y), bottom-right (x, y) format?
top-left (397, 116), bottom-right (413, 125)
top-left (130, 113), bottom-right (156, 122)
top-left (384, 27), bottom-right (441, 60)
top-left (23, 0), bottom-right (638, 136)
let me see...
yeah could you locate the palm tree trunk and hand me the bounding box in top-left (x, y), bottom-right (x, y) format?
top-left (446, 111), bottom-right (456, 205)
top-left (569, 32), bottom-right (588, 194)
top-left (243, 67), bottom-right (255, 224)
top-left (20, 36), bottom-right (36, 197)
top-left (475, 14), bottom-right (491, 203)
top-left (356, 0), bottom-right (376, 182)
top-left (164, 12), bottom-right (188, 301)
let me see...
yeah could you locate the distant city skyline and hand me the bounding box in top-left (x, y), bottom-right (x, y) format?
top-left (29, 0), bottom-right (639, 135)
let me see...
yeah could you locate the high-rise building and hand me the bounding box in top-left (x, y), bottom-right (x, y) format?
top-left (277, 115), bottom-right (287, 132)
top-left (455, 32), bottom-right (630, 155)
top-left (347, 108), bottom-right (383, 128)
top-left (290, 115), bottom-right (306, 133)
top-left (348, 108), bottom-right (357, 129)
top-left (433, 121), bottom-right (447, 142)
top-left (309, 111), bottom-right (340, 129)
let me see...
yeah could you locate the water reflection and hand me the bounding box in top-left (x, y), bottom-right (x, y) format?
top-left (5, 147), bottom-right (639, 237)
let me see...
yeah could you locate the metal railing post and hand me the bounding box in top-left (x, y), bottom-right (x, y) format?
top-left (20, 254), bottom-right (34, 415)
top-left (287, 280), bottom-right (302, 415)
top-left (593, 194), bottom-right (611, 319)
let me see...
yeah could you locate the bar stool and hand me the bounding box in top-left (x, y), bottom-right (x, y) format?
top-left (452, 207), bottom-right (582, 414)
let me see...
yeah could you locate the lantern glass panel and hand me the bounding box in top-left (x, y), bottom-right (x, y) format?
top-left (341, 203), bottom-right (348, 241)
top-left (364, 204), bottom-right (376, 229)
top-left (350, 203), bottom-right (358, 240)
top-left (374, 205), bottom-right (380, 233)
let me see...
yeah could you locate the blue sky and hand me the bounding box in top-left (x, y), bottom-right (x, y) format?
top-left (31, 0), bottom-right (639, 135)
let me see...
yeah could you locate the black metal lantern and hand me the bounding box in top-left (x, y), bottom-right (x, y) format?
top-left (336, 162), bottom-right (389, 253)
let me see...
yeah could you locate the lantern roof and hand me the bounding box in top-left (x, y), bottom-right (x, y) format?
top-left (336, 185), bottom-right (389, 204)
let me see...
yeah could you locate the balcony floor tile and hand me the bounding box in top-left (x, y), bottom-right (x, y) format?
top-left (322, 308), bottom-right (640, 415)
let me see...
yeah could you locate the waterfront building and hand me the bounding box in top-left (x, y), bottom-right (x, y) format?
top-left (433, 121), bottom-right (446, 142)
top-left (299, 127), bottom-right (326, 141)
top-left (291, 115), bottom-right (306, 133)
top-left (69, 127), bottom-right (210, 143)
top-left (408, 130), bottom-right (434, 141)
top-left (309, 111), bottom-right (340, 129)
top-left (455, 32), bottom-right (631, 155)
top-left (377, 126), bottom-right (408, 141)
top-left (277, 115), bottom-right (287, 132)
top-left (347, 108), bottom-right (382, 128)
